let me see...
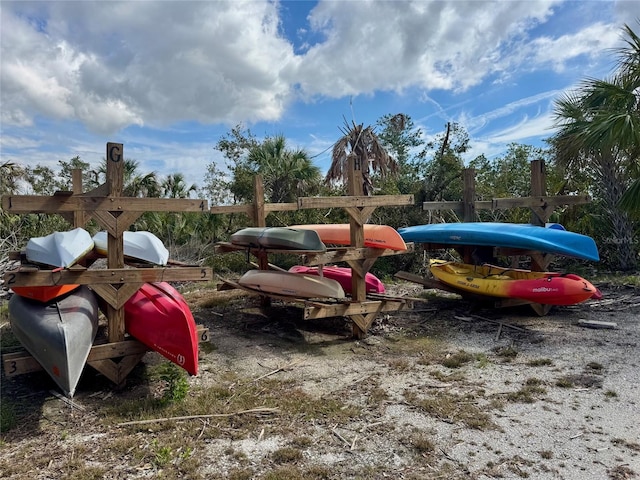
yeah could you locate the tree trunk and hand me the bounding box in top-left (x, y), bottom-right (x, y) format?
top-left (599, 153), bottom-right (638, 270)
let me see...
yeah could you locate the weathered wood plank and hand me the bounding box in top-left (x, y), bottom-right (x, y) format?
top-left (1, 195), bottom-right (208, 213)
top-left (303, 300), bottom-right (408, 319)
top-left (298, 195), bottom-right (413, 209)
top-left (3, 267), bottom-right (212, 287)
top-left (2, 326), bottom-right (209, 377)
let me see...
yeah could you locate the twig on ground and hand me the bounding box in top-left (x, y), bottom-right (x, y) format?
top-left (49, 390), bottom-right (85, 411)
top-left (117, 407), bottom-right (279, 426)
top-left (332, 425), bottom-right (351, 448)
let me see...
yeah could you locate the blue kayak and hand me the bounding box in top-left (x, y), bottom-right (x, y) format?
top-left (397, 222), bottom-right (599, 261)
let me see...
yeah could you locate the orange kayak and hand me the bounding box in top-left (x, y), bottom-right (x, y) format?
top-left (290, 224), bottom-right (407, 251)
top-left (12, 284), bottom-right (80, 303)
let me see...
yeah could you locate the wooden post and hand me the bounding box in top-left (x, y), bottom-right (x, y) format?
top-left (462, 168), bottom-right (476, 222)
top-left (530, 159), bottom-right (547, 226)
top-left (253, 175), bottom-right (266, 228)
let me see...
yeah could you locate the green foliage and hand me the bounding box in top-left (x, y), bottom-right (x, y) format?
top-left (551, 21), bottom-right (640, 270)
top-left (157, 363), bottom-right (190, 405)
top-left (0, 400), bottom-right (17, 433)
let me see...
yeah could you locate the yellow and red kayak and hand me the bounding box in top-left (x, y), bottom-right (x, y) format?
top-left (429, 260), bottom-right (599, 306)
top-left (290, 224), bottom-right (407, 251)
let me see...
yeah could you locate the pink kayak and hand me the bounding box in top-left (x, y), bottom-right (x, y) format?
top-left (289, 265), bottom-right (385, 295)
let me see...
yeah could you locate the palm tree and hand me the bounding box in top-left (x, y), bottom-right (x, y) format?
top-left (0, 161), bottom-right (25, 194)
top-left (90, 158), bottom-right (161, 197)
top-left (551, 22), bottom-right (640, 270)
top-left (162, 173), bottom-right (197, 199)
top-left (248, 134), bottom-right (321, 203)
top-left (326, 118), bottom-right (398, 195)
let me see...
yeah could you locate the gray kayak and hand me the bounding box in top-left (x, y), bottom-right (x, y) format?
top-left (9, 286), bottom-right (99, 397)
top-left (230, 227), bottom-right (326, 252)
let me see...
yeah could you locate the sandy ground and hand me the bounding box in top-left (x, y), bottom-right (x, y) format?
top-left (184, 281), bottom-right (640, 479)
top-left (1, 280), bottom-right (639, 479)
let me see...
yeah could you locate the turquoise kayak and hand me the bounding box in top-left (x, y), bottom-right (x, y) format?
top-left (397, 222), bottom-right (599, 261)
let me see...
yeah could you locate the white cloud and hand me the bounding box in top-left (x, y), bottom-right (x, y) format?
top-left (1, 1), bottom-right (297, 135)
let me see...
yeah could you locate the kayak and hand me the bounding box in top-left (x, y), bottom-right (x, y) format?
top-left (238, 270), bottom-right (346, 299)
top-left (291, 224), bottom-right (407, 251)
top-left (25, 227), bottom-right (94, 268)
top-left (289, 265), bottom-right (385, 295)
top-left (8, 286), bottom-right (99, 397)
top-left (12, 284), bottom-right (81, 303)
top-left (230, 227), bottom-right (326, 252)
top-left (429, 260), bottom-right (598, 306)
top-left (124, 282), bottom-right (199, 375)
top-left (398, 222), bottom-right (599, 261)
top-left (93, 230), bottom-right (169, 265)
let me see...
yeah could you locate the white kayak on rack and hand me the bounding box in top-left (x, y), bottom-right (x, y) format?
top-left (25, 227), bottom-right (94, 268)
top-left (93, 230), bottom-right (169, 266)
top-left (238, 270), bottom-right (346, 299)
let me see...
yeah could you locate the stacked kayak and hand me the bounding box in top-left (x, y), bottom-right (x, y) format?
top-left (9, 286), bottom-right (99, 397)
top-left (398, 222), bottom-right (599, 262)
top-left (93, 230), bottom-right (169, 265)
top-left (231, 227), bottom-right (326, 252)
top-left (238, 269), bottom-right (346, 299)
top-left (124, 282), bottom-right (199, 375)
top-left (429, 260), bottom-right (598, 306)
top-left (289, 265), bottom-right (385, 295)
top-left (291, 224), bottom-right (407, 251)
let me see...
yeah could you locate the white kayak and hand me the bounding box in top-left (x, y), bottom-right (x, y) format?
top-left (238, 270), bottom-right (346, 299)
top-left (93, 230), bottom-right (169, 265)
top-left (25, 227), bottom-right (94, 268)
top-left (8, 286), bottom-right (99, 397)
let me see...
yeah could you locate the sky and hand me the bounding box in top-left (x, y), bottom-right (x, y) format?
top-left (1, 0), bottom-right (637, 197)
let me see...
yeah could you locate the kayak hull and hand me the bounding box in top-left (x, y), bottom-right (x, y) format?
top-left (429, 260), bottom-right (598, 306)
top-left (289, 265), bottom-right (385, 294)
top-left (93, 230), bottom-right (169, 265)
top-left (9, 286), bottom-right (99, 397)
top-left (124, 282), bottom-right (198, 375)
top-left (398, 223), bottom-right (599, 261)
top-left (26, 227), bottom-right (94, 267)
top-left (291, 224), bottom-right (407, 251)
top-left (12, 284), bottom-right (80, 303)
top-left (231, 227), bottom-right (326, 252)
top-left (238, 270), bottom-right (345, 299)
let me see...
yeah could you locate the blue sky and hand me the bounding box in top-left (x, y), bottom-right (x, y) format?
top-left (1, 1), bottom-right (637, 196)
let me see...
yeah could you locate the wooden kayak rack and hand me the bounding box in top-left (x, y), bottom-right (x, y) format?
top-left (215, 241), bottom-right (415, 329)
top-left (1, 143), bottom-right (213, 386)
top-left (2, 142), bottom-right (415, 389)
top-left (414, 160), bottom-right (591, 316)
top-left (212, 156), bottom-right (416, 337)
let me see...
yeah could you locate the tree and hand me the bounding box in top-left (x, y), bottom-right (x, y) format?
top-left (421, 122), bottom-right (470, 203)
top-left (162, 173), bottom-right (197, 199)
top-left (247, 134), bottom-right (321, 204)
top-left (90, 158), bottom-right (161, 197)
top-left (326, 118), bottom-right (398, 195)
top-left (551, 22), bottom-right (640, 270)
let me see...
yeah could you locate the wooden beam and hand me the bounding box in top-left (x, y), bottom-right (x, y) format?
top-left (3, 325), bottom-right (209, 378)
top-left (303, 244), bottom-right (413, 266)
top-left (3, 266), bottom-right (213, 287)
top-left (303, 299), bottom-right (408, 319)
top-left (1, 195), bottom-right (209, 214)
top-left (422, 195), bottom-right (590, 212)
top-left (298, 194), bottom-right (413, 210)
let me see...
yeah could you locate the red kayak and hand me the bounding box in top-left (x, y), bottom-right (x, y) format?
top-left (124, 282), bottom-right (198, 375)
top-left (289, 265), bottom-right (385, 295)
